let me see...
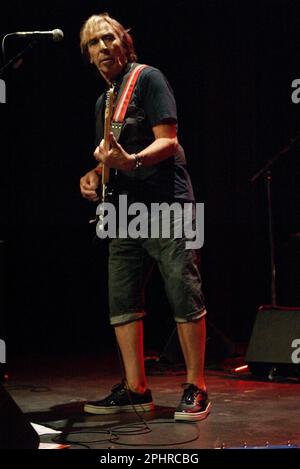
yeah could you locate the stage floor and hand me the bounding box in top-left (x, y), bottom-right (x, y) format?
top-left (2, 351), bottom-right (300, 450)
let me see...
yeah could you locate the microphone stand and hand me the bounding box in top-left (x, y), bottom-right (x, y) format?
top-left (0, 36), bottom-right (41, 383)
top-left (0, 38), bottom-right (38, 77)
top-left (250, 134), bottom-right (300, 306)
top-left (0, 36), bottom-right (40, 220)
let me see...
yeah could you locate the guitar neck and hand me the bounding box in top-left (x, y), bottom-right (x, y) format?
top-left (102, 85), bottom-right (115, 187)
top-left (103, 118), bottom-right (111, 152)
top-left (102, 122), bottom-right (110, 187)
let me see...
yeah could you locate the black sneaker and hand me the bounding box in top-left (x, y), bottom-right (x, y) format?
top-left (84, 382), bottom-right (154, 414)
top-left (174, 383), bottom-right (211, 422)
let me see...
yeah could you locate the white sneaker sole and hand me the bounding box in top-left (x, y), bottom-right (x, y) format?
top-left (84, 402), bottom-right (155, 414)
top-left (174, 401), bottom-right (211, 422)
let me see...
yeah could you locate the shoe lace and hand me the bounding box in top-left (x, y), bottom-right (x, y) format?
top-left (111, 381), bottom-right (126, 393)
top-left (181, 383), bottom-right (206, 403)
top-left (101, 382), bottom-right (127, 403)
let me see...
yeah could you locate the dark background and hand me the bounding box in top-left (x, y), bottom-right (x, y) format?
top-left (0, 0), bottom-right (300, 359)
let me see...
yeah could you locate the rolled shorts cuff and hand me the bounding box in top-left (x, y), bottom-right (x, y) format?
top-left (110, 310), bottom-right (146, 326)
top-left (174, 307), bottom-right (207, 324)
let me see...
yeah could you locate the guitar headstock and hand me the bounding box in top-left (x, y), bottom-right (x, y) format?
top-left (105, 85), bottom-right (115, 123)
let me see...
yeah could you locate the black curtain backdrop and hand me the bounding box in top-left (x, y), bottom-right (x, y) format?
top-left (0, 0), bottom-right (299, 356)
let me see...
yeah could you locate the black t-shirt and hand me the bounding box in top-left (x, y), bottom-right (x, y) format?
top-left (95, 63), bottom-right (195, 204)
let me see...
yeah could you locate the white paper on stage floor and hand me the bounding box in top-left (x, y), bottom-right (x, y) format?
top-left (38, 442), bottom-right (70, 449)
top-left (30, 422), bottom-right (62, 435)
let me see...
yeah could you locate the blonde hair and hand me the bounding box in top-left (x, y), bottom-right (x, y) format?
top-left (80, 12), bottom-right (137, 63)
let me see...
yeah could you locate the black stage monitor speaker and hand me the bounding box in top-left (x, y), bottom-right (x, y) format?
top-left (0, 384), bottom-right (40, 449)
top-left (245, 305), bottom-right (300, 378)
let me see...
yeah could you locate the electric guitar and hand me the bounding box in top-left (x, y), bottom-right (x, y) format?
top-left (92, 85), bottom-right (116, 236)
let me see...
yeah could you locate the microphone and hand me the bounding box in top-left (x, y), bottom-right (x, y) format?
top-left (14, 29), bottom-right (64, 42)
